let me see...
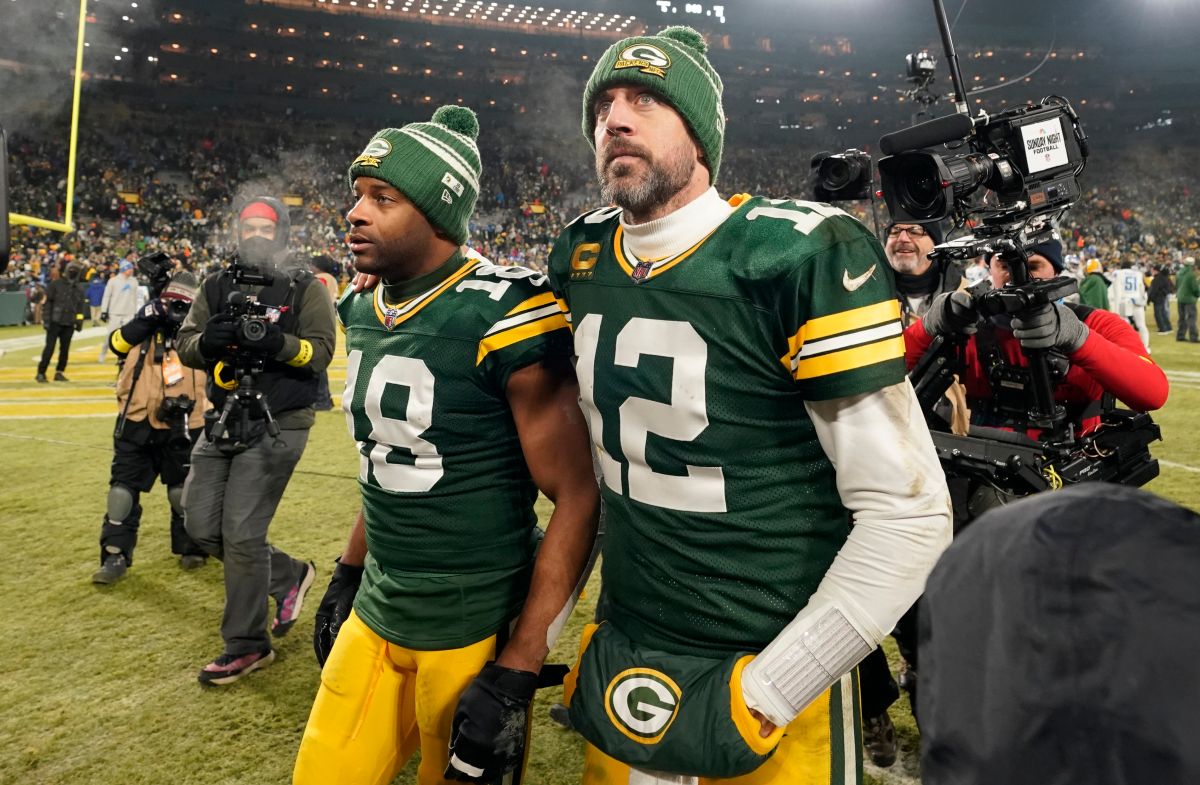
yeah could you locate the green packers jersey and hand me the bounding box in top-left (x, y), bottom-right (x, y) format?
top-left (547, 195), bottom-right (905, 656)
top-left (339, 251), bottom-right (571, 650)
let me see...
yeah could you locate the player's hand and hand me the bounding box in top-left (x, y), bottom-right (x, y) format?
top-left (239, 321), bottom-right (285, 356)
top-left (199, 313), bottom-right (241, 358)
top-left (922, 290), bottom-right (978, 338)
top-left (312, 558), bottom-right (364, 667)
top-left (352, 272), bottom-right (380, 293)
top-left (749, 708), bottom-right (777, 738)
top-left (445, 663), bottom-right (538, 781)
top-left (1011, 302), bottom-right (1089, 353)
top-left (100, 311), bottom-right (110, 323)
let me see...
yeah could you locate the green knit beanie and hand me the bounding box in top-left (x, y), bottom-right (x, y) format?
top-left (347, 105), bottom-right (481, 245)
top-left (582, 26), bottom-right (725, 184)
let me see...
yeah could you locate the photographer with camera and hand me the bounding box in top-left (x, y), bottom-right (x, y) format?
top-left (92, 271), bottom-right (209, 585)
top-left (906, 238), bottom-right (1169, 435)
top-left (176, 196), bottom-right (336, 686)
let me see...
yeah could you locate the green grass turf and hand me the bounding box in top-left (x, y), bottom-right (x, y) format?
top-left (0, 304), bottom-right (1196, 785)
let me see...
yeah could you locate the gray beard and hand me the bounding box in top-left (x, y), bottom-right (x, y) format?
top-left (597, 147), bottom-right (694, 217)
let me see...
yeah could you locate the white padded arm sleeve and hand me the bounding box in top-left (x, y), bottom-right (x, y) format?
top-left (741, 381), bottom-right (952, 726)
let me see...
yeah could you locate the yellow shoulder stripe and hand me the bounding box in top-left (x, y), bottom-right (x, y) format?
top-left (783, 300), bottom-right (902, 362)
top-left (794, 335), bottom-right (905, 381)
top-left (505, 291), bottom-right (556, 316)
top-left (476, 313), bottom-right (569, 366)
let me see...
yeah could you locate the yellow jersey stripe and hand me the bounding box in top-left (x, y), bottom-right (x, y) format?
top-left (475, 312), bottom-right (569, 366)
top-left (612, 225), bottom-right (719, 280)
top-left (371, 259), bottom-right (479, 329)
top-left (783, 300), bottom-right (902, 363)
top-left (795, 334), bottom-right (904, 380)
top-left (505, 291), bottom-right (556, 316)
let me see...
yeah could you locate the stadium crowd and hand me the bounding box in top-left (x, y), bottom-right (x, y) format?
top-left (5, 106), bottom-right (1199, 324)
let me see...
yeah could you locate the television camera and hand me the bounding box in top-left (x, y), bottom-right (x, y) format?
top-left (204, 260), bottom-right (286, 453)
top-left (882, 0), bottom-right (1158, 514)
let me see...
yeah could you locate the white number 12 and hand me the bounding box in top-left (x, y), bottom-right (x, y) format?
top-left (575, 315), bottom-right (726, 513)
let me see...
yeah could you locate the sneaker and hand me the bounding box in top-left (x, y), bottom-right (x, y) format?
top-left (863, 711), bottom-right (898, 768)
top-left (179, 554), bottom-right (207, 570)
top-left (92, 553), bottom-right (128, 584)
top-left (272, 560), bottom-right (316, 637)
top-left (53, 371), bottom-right (69, 382)
top-left (35, 373), bottom-right (48, 383)
top-left (548, 702), bottom-right (575, 731)
top-left (197, 648), bottom-right (275, 687)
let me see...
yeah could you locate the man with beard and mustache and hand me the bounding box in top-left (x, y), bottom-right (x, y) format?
top-left (882, 221), bottom-right (962, 326)
top-left (175, 196), bottom-right (336, 686)
top-left (543, 25), bottom-right (952, 785)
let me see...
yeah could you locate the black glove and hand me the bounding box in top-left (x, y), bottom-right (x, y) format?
top-left (119, 301), bottom-right (168, 347)
top-left (1011, 302), bottom-right (1089, 353)
top-left (312, 559), bottom-right (364, 667)
top-left (199, 313), bottom-right (241, 359)
top-left (445, 663), bottom-right (538, 782)
top-left (239, 321), bottom-right (285, 357)
top-left (100, 311), bottom-right (109, 323)
top-left (921, 290), bottom-right (979, 338)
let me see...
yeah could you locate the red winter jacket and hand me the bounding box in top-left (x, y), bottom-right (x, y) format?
top-left (904, 305), bottom-right (1168, 435)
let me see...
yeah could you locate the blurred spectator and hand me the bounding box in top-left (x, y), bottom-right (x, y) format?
top-left (1176, 257), bottom-right (1198, 343)
top-left (1148, 264), bottom-right (1175, 334)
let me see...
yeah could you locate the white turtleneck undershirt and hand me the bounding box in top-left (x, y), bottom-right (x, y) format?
top-left (618, 186), bottom-right (734, 263)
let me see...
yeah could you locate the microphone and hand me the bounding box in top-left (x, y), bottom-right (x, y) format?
top-left (879, 113), bottom-right (975, 156)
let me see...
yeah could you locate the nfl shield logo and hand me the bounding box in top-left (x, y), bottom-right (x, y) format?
top-left (632, 262), bottom-right (652, 283)
top-left (383, 307), bottom-right (401, 329)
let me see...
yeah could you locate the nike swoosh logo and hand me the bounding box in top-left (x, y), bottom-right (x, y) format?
top-left (843, 264), bottom-right (877, 292)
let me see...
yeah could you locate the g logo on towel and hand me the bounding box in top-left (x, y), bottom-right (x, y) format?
top-left (604, 668), bottom-right (682, 745)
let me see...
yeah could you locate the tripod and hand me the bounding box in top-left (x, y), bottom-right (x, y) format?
top-left (206, 356), bottom-right (282, 453)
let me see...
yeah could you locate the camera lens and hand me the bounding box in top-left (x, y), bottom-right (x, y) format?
top-left (821, 158), bottom-right (853, 190)
top-left (242, 318), bottom-right (267, 342)
top-left (898, 156), bottom-right (943, 217)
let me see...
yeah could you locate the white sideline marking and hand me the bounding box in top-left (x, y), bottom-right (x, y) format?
top-left (1160, 459), bottom-right (1200, 474)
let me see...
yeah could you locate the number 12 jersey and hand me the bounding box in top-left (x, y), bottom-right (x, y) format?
top-left (548, 195), bottom-right (906, 656)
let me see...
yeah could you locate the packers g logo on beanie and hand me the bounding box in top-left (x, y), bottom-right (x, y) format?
top-left (604, 668), bottom-right (683, 745)
top-left (582, 25), bottom-right (725, 184)
top-left (347, 105), bottom-right (481, 245)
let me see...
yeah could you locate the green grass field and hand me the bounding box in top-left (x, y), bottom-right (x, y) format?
top-left (0, 308), bottom-right (1196, 785)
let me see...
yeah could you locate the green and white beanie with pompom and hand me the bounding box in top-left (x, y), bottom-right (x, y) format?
top-left (582, 25), bottom-right (725, 184)
top-left (348, 105), bottom-right (481, 244)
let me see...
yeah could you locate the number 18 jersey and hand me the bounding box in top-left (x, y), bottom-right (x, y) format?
top-left (338, 252), bottom-right (572, 650)
top-left (548, 195), bottom-right (906, 656)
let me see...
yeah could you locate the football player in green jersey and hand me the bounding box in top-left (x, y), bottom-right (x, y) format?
top-left (547, 27), bottom-right (953, 784)
top-left (293, 107), bottom-right (600, 785)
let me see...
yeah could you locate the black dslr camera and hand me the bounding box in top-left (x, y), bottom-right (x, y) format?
top-left (810, 149), bottom-right (873, 201)
top-left (158, 395), bottom-right (196, 451)
top-left (136, 251), bottom-right (175, 298)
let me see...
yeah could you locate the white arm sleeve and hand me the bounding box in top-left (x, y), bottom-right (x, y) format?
top-left (741, 380), bottom-right (952, 727)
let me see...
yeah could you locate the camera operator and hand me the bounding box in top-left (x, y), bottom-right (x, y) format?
top-left (883, 221), bottom-right (963, 325)
top-left (905, 238), bottom-right (1169, 436)
top-left (92, 271), bottom-right (209, 585)
top-left (176, 196), bottom-right (336, 686)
